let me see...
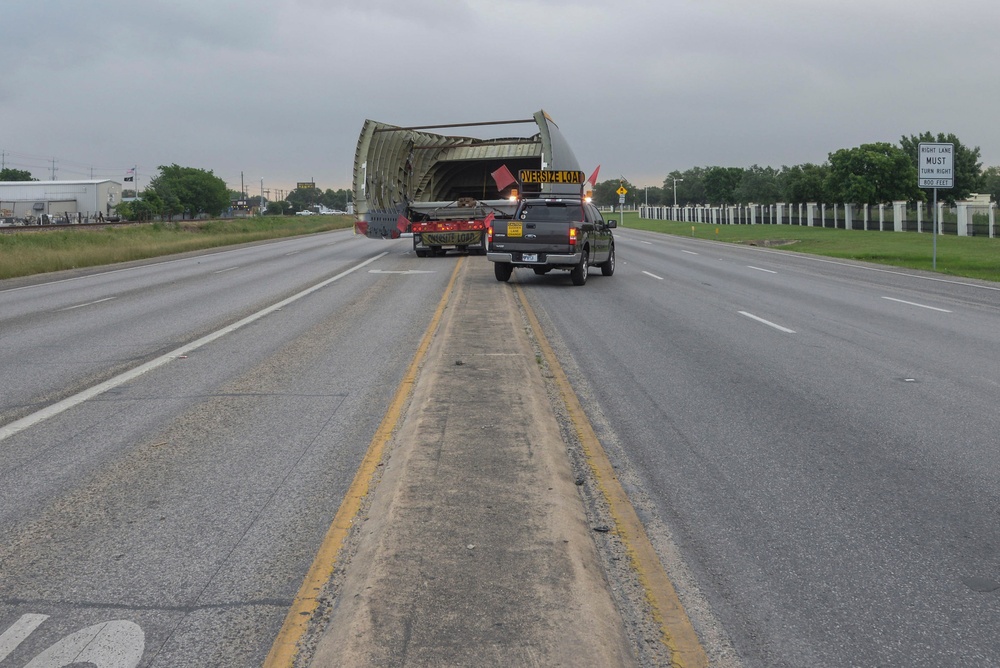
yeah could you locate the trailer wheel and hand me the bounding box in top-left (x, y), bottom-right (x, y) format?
top-left (571, 249), bottom-right (589, 286)
top-left (494, 262), bottom-right (513, 282)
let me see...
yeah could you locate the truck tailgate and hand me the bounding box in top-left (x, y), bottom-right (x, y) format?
top-left (494, 219), bottom-right (571, 252)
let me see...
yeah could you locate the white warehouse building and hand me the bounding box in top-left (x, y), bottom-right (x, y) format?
top-left (0, 180), bottom-right (123, 221)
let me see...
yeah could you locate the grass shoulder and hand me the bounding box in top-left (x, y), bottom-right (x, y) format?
top-left (619, 214), bottom-right (1000, 283)
top-left (0, 215), bottom-right (354, 280)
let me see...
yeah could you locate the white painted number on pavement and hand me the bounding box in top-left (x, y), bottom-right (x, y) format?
top-left (0, 615), bottom-right (144, 668)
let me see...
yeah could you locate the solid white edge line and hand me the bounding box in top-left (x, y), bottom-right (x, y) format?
top-left (739, 311), bottom-right (796, 333)
top-left (881, 296), bottom-right (952, 313)
top-left (642, 270), bottom-right (664, 280)
top-left (0, 252), bottom-right (389, 443)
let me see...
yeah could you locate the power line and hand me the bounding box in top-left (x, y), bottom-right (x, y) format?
top-left (0, 148), bottom-right (138, 180)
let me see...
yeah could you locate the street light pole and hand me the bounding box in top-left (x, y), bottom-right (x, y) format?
top-left (673, 178), bottom-right (684, 207)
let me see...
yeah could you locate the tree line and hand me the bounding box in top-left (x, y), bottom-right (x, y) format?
top-left (593, 132), bottom-right (1000, 210)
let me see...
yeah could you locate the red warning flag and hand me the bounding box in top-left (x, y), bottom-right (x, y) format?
top-left (587, 164), bottom-right (601, 187)
top-left (491, 164), bottom-right (517, 191)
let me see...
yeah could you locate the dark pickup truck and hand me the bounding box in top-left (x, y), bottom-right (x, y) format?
top-left (486, 197), bottom-right (616, 286)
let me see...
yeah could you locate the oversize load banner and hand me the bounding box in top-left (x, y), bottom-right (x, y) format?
top-left (518, 170), bottom-right (585, 184)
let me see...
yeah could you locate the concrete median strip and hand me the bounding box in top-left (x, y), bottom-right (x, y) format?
top-left (272, 257), bottom-right (706, 667)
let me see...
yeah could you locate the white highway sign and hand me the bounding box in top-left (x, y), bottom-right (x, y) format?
top-left (918, 142), bottom-right (954, 188)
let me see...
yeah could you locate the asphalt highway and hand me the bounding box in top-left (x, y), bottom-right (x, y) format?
top-left (0, 231), bottom-right (454, 665)
top-left (3, 226), bottom-right (1000, 666)
top-left (520, 227), bottom-right (1000, 667)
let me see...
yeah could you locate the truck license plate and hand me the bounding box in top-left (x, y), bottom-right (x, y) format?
top-left (507, 222), bottom-right (522, 237)
top-left (522, 253), bottom-right (538, 262)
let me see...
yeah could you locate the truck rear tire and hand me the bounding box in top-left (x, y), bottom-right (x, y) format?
top-left (494, 262), bottom-right (513, 282)
top-left (571, 249), bottom-right (589, 286)
top-left (600, 244), bottom-right (615, 276)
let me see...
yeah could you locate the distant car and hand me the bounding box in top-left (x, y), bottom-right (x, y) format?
top-left (295, 210), bottom-right (316, 216)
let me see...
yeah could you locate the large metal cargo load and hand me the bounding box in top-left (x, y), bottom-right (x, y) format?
top-left (352, 110), bottom-right (583, 256)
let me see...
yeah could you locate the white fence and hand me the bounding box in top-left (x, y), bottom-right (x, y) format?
top-left (639, 201), bottom-right (998, 237)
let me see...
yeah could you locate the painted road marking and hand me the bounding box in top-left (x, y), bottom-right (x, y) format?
top-left (739, 311), bottom-right (796, 334)
top-left (23, 620), bottom-right (143, 668)
top-left (642, 271), bottom-right (664, 280)
top-left (213, 266), bottom-right (240, 274)
top-left (369, 269), bottom-right (435, 275)
top-left (1, 616), bottom-right (144, 667)
top-left (0, 614), bottom-right (49, 661)
top-left (682, 250), bottom-right (698, 255)
top-left (881, 296), bottom-right (951, 313)
top-left (748, 266), bottom-right (777, 274)
top-left (0, 252), bottom-right (389, 443)
top-left (57, 297), bottom-right (115, 312)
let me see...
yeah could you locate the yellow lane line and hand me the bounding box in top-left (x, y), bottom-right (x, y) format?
top-left (515, 283), bottom-right (709, 668)
top-left (264, 257), bottom-right (466, 667)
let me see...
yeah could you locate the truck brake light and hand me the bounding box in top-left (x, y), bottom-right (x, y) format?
top-left (487, 225), bottom-right (493, 244)
top-left (569, 227), bottom-right (577, 246)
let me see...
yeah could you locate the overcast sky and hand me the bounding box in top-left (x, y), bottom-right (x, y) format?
top-left (4, 0), bottom-right (999, 197)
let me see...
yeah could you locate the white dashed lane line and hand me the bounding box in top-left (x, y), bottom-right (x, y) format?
top-left (881, 296), bottom-right (952, 313)
top-left (739, 311), bottom-right (796, 334)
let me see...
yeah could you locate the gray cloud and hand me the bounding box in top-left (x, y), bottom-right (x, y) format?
top-left (4, 0), bottom-right (998, 194)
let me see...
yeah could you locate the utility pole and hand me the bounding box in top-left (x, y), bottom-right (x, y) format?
top-left (50, 158), bottom-right (57, 180)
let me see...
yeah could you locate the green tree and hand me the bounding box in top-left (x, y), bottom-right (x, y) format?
top-left (779, 163), bottom-right (829, 203)
top-left (980, 166), bottom-right (1000, 204)
top-left (266, 200), bottom-right (293, 215)
top-left (665, 168), bottom-right (707, 206)
top-left (734, 165), bottom-right (781, 204)
top-left (0, 168), bottom-right (35, 181)
top-left (116, 189), bottom-right (164, 221)
top-left (287, 185), bottom-right (321, 212)
top-left (593, 179), bottom-right (625, 208)
top-left (826, 143), bottom-right (921, 205)
top-left (703, 167), bottom-right (744, 205)
top-left (148, 164), bottom-right (230, 219)
top-left (900, 132), bottom-right (982, 203)
top-left (320, 188), bottom-right (351, 210)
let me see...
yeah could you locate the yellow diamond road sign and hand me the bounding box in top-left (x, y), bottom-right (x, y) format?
top-left (616, 186), bottom-right (628, 196)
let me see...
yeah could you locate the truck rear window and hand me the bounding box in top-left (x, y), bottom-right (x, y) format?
top-left (517, 202), bottom-right (581, 223)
